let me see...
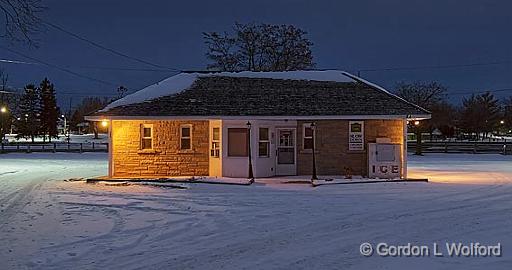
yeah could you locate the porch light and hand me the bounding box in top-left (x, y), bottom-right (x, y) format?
top-left (0, 106), bottom-right (6, 113)
top-left (500, 120), bottom-right (505, 125)
top-left (101, 120), bottom-right (108, 127)
top-left (414, 121), bottom-right (420, 126)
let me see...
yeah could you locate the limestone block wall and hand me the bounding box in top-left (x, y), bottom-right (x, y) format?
top-left (297, 119), bottom-right (404, 177)
top-left (111, 120), bottom-right (209, 178)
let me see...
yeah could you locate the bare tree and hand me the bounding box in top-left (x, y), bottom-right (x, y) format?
top-left (203, 32), bottom-right (239, 72)
top-left (395, 81), bottom-right (447, 155)
top-left (0, 0), bottom-right (44, 45)
top-left (0, 69), bottom-right (9, 140)
top-left (204, 22), bottom-right (314, 72)
top-left (116, 85), bottom-right (128, 100)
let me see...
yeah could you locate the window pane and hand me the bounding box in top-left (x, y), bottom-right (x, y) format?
top-left (181, 138), bottom-right (191, 150)
top-left (212, 127), bottom-right (220, 141)
top-left (304, 126), bottom-right (313, 137)
top-left (258, 142), bottom-right (269, 157)
top-left (143, 127), bottom-right (151, 138)
top-left (142, 138), bottom-right (152, 149)
top-left (181, 127), bottom-right (190, 137)
top-left (228, 128), bottom-right (248, 157)
top-left (211, 141), bottom-right (219, 149)
top-left (259, 128), bottom-right (269, 141)
top-left (279, 130), bottom-right (294, 147)
top-left (303, 138), bottom-right (313, 150)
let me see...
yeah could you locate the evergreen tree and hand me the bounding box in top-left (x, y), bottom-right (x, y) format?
top-left (504, 97), bottom-right (512, 132)
top-left (460, 92), bottom-right (501, 139)
top-left (16, 84), bottom-right (41, 142)
top-left (39, 78), bottom-right (59, 142)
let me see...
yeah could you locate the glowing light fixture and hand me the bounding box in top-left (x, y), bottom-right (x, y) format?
top-left (0, 106), bottom-right (6, 113)
top-left (101, 120), bottom-right (108, 127)
top-left (414, 121), bottom-right (420, 126)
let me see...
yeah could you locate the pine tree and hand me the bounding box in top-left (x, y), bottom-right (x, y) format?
top-left (16, 84), bottom-right (41, 142)
top-left (39, 78), bottom-right (59, 142)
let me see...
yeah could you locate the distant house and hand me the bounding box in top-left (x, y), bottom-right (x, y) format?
top-left (86, 71), bottom-right (430, 179)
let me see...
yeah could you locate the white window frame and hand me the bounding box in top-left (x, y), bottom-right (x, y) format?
top-left (140, 124), bottom-right (153, 150)
top-left (180, 124), bottom-right (192, 150)
top-left (258, 127), bottom-right (270, 157)
top-left (211, 127), bottom-right (220, 157)
top-left (302, 123), bottom-right (315, 150)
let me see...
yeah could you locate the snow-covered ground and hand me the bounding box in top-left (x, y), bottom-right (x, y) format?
top-left (1, 153), bottom-right (512, 269)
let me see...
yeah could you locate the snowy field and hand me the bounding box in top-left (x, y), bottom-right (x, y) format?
top-left (4, 134), bottom-right (108, 144)
top-left (1, 153), bottom-right (512, 269)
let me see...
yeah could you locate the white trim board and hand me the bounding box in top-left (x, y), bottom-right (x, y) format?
top-left (86, 114), bottom-right (431, 121)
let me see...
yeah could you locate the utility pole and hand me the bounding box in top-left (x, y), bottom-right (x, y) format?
top-left (67, 97), bottom-right (72, 143)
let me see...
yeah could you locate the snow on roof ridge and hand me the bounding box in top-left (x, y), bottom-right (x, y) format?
top-left (100, 70), bottom-right (355, 111)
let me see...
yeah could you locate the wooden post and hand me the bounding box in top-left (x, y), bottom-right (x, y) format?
top-left (53, 143), bottom-right (56, 153)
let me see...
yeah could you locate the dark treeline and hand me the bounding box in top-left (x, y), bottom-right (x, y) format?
top-left (0, 71), bottom-right (118, 142)
top-left (396, 81), bottom-right (512, 144)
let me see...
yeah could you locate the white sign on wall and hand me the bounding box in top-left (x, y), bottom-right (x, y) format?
top-left (349, 121), bottom-right (364, 151)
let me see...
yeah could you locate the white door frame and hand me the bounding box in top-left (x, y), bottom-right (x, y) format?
top-left (275, 128), bottom-right (297, 176)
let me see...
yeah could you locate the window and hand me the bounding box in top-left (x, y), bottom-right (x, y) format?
top-left (258, 128), bottom-right (269, 157)
top-left (211, 127), bottom-right (220, 157)
top-left (228, 128), bottom-right (248, 157)
top-left (141, 124), bottom-right (153, 150)
top-left (180, 125), bottom-right (192, 150)
top-left (303, 123), bottom-right (314, 150)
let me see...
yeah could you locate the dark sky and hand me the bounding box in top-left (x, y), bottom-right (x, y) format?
top-left (1, 0), bottom-right (511, 109)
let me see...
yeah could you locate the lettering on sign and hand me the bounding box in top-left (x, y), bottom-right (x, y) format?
top-left (349, 121), bottom-right (364, 151)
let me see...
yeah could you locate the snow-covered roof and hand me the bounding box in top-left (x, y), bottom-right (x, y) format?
top-left (101, 70), bottom-right (356, 111)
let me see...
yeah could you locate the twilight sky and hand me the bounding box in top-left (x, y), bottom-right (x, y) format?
top-left (0, 0), bottom-right (511, 109)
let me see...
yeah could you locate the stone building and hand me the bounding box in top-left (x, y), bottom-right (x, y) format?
top-left (86, 70), bottom-right (430, 179)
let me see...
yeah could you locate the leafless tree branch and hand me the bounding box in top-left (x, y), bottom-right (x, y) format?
top-left (0, 0), bottom-right (45, 46)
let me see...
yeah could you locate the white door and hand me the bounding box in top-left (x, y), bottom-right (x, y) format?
top-left (276, 129), bottom-right (297, 175)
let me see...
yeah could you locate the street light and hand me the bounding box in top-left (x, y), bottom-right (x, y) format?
top-left (0, 106), bottom-right (7, 141)
top-left (61, 114), bottom-right (67, 136)
top-left (246, 121), bottom-right (254, 181)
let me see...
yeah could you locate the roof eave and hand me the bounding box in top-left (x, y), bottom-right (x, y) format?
top-left (85, 114), bottom-right (431, 121)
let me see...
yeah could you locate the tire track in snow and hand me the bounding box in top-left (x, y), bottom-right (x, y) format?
top-left (0, 179), bottom-right (45, 229)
